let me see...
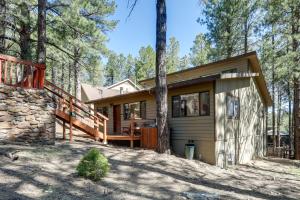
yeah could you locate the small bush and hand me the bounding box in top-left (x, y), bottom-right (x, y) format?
top-left (76, 148), bottom-right (109, 181)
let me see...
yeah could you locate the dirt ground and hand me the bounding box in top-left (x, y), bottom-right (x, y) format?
top-left (1, 131), bottom-right (300, 200)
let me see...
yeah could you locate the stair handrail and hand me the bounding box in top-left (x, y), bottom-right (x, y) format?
top-left (44, 80), bottom-right (108, 143)
top-left (44, 80), bottom-right (108, 121)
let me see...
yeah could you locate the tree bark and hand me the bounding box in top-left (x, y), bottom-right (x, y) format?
top-left (68, 63), bottom-right (71, 94)
top-left (19, 2), bottom-right (32, 60)
top-left (73, 48), bottom-right (80, 98)
top-left (244, 20), bottom-right (248, 54)
top-left (277, 89), bottom-right (282, 147)
top-left (0, 0), bottom-right (6, 53)
top-left (155, 0), bottom-right (169, 153)
top-left (61, 64), bottom-right (65, 90)
top-left (37, 0), bottom-right (46, 64)
top-left (51, 65), bottom-right (56, 85)
top-left (271, 32), bottom-right (276, 153)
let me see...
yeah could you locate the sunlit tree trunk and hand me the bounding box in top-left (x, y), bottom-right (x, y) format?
top-left (37, 0), bottom-right (46, 64)
top-left (155, 0), bottom-right (169, 153)
top-left (0, 0), bottom-right (6, 53)
top-left (19, 2), bottom-right (32, 60)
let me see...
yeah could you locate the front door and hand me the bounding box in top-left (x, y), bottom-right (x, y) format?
top-left (113, 105), bottom-right (121, 133)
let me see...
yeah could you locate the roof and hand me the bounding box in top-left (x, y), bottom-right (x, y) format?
top-left (81, 79), bottom-right (140, 102)
top-left (139, 51), bottom-right (272, 106)
top-left (106, 79), bottom-right (141, 90)
top-left (87, 75), bottom-right (219, 104)
top-left (81, 84), bottom-right (120, 102)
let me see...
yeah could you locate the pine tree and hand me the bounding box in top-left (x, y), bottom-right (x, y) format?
top-left (189, 33), bottom-right (211, 66)
top-left (166, 37), bottom-right (180, 73)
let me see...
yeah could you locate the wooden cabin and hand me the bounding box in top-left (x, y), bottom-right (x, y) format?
top-left (87, 52), bottom-right (272, 167)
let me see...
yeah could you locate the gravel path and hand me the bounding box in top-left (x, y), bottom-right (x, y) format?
top-left (0, 133), bottom-right (300, 200)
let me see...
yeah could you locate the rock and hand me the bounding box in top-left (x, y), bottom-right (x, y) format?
top-left (0, 121), bottom-right (11, 129)
top-left (0, 92), bottom-right (7, 100)
top-left (0, 115), bottom-right (13, 122)
top-left (25, 115), bottom-right (35, 121)
top-left (8, 107), bottom-right (22, 113)
top-left (0, 111), bottom-right (9, 116)
top-left (30, 120), bottom-right (39, 125)
top-left (17, 121), bottom-right (30, 129)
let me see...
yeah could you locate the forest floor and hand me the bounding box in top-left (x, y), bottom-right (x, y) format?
top-left (0, 128), bottom-right (300, 200)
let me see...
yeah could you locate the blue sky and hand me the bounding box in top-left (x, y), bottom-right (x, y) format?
top-left (106, 0), bottom-right (207, 57)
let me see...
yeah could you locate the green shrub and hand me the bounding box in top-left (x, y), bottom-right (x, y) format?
top-left (76, 148), bottom-right (109, 181)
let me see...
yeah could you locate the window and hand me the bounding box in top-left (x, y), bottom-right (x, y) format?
top-left (172, 92), bottom-right (210, 117)
top-left (123, 101), bottom-right (146, 120)
top-left (200, 92), bottom-right (210, 116)
top-left (227, 95), bottom-right (240, 119)
top-left (97, 106), bottom-right (108, 117)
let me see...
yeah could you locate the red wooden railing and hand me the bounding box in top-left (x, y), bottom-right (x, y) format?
top-left (0, 54), bottom-right (45, 89)
top-left (44, 80), bottom-right (108, 143)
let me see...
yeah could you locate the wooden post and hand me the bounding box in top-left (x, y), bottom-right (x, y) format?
top-left (130, 118), bottom-right (134, 148)
top-left (69, 97), bottom-right (73, 142)
top-left (0, 60), bottom-right (2, 84)
top-left (9, 62), bottom-right (13, 85)
top-left (94, 116), bottom-right (99, 141)
top-left (62, 102), bottom-right (66, 140)
top-left (103, 119), bottom-right (107, 144)
top-left (4, 61), bottom-right (7, 84)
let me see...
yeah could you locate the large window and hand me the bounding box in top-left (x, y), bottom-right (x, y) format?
top-left (172, 91), bottom-right (210, 117)
top-left (96, 106), bottom-right (108, 117)
top-left (123, 101), bottom-right (146, 120)
top-left (226, 95), bottom-right (240, 119)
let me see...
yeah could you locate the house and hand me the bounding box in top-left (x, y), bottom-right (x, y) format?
top-left (80, 79), bottom-right (140, 102)
top-left (87, 52), bottom-right (272, 167)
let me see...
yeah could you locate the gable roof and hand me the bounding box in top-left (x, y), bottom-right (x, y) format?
top-left (106, 79), bottom-right (141, 90)
top-left (81, 84), bottom-right (120, 102)
top-left (81, 79), bottom-right (140, 102)
top-left (138, 51), bottom-right (272, 106)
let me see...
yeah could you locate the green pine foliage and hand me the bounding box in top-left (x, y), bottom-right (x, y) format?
top-left (76, 148), bottom-right (109, 181)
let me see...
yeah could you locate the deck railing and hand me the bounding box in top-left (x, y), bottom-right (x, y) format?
top-left (0, 54), bottom-right (45, 89)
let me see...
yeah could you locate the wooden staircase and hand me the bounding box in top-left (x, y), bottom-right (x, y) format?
top-left (44, 80), bottom-right (108, 143)
top-left (0, 53), bottom-right (154, 148)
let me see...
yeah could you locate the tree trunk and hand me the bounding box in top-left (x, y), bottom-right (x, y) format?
top-left (51, 65), bottom-right (56, 85)
top-left (19, 2), bottom-right (32, 60)
top-left (0, 0), bottom-right (6, 53)
top-left (271, 33), bottom-right (276, 153)
top-left (244, 20), bottom-right (248, 53)
top-left (61, 64), bottom-right (65, 90)
top-left (155, 0), bottom-right (169, 153)
top-left (68, 63), bottom-right (71, 94)
top-left (277, 89), bottom-right (282, 147)
top-left (36, 0), bottom-right (46, 64)
top-left (73, 48), bottom-right (80, 99)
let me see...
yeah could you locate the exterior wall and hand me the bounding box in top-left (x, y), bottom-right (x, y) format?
top-left (141, 59), bottom-right (248, 88)
top-left (0, 85), bottom-right (56, 144)
top-left (168, 82), bottom-right (215, 164)
top-left (94, 93), bottom-right (156, 134)
top-left (109, 81), bottom-right (138, 93)
top-left (81, 87), bottom-right (89, 102)
top-left (94, 82), bottom-right (216, 164)
top-left (215, 77), bottom-right (265, 167)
